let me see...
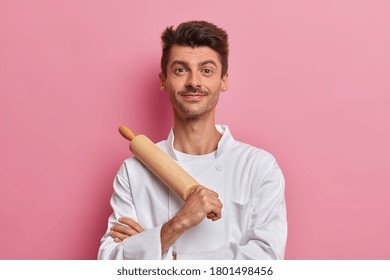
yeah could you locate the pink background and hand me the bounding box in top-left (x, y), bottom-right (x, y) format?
top-left (1, 0), bottom-right (389, 259)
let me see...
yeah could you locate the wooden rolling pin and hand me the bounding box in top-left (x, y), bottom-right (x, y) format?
top-left (119, 125), bottom-right (199, 201)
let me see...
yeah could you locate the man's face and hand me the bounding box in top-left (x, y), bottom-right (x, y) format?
top-left (159, 45), bottom-right (228, 119)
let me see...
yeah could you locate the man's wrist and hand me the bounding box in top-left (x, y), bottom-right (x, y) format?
top-left (164, 214), bottom-right (186, 236)
top-left (160, 213), bottom-right (189, 255)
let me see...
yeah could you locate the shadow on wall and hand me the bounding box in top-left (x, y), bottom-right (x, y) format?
top-left (122, 57), bottom-right (173, 141)
top-left (140, 70), bottom-right (173, 142)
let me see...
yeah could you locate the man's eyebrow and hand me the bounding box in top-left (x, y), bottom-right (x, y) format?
top-left (201, 60), bottom-right (218, 68)
top-left (171, 60), bottom-right (189, 68)
top-left (171, 60), bottom-right (218, 68)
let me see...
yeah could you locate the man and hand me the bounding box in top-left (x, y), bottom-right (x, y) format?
top-left (98, 20), bottom-right (287, 260)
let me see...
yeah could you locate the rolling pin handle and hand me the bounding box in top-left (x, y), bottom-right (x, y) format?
top-left (119, 125), bottom-right (135, 141)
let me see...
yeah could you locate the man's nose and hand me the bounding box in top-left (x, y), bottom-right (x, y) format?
top-left (185, 72), bottom-right (201, 88)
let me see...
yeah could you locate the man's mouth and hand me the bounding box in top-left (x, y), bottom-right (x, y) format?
top-left (181, 93), bottom-right (206, 96)
top-left (180, 93), bottom-right (206, 101)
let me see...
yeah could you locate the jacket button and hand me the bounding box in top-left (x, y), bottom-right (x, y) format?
top-left (215, 163), bottom-right (223, 171)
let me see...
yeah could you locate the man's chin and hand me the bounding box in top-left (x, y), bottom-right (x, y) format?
top-left (174, 108), bottom-right (209, 119)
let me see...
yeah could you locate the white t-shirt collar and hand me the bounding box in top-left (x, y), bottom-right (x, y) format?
top-left (165, 124), bottom-right (234, 161)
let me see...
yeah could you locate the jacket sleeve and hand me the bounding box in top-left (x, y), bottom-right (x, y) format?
top-left (176, 167), bottom-right (287, 260)
top-left (97, 162), bottom-right (173, 260)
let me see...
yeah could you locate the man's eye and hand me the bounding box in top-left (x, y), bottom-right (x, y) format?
top-left (175, 68), bottom-right (187, 73)
top-left (203, 69), bottom-right (213, 74)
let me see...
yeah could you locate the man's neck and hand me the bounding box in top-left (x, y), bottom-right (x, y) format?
top-left (172, 114), bottom-right (222, 156)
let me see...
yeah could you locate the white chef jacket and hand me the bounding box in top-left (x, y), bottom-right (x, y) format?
top-left (98, 125), bottom-right (287, 260)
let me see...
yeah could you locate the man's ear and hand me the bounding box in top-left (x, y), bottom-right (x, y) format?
top-left (159, 72), bottom-right (166, 91)
top-left (221, 73), bottom-right (229, 92)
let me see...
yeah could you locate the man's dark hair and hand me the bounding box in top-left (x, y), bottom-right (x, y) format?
top-left (161, 20), bottom-right (229, 78)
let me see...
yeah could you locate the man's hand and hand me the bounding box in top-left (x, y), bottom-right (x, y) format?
top-left (177, 185), bottom-right (223, 228)
top-left (109, 217), bottom-right (144, 243)
top-left (160, 185), bottom-right (223, 254)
